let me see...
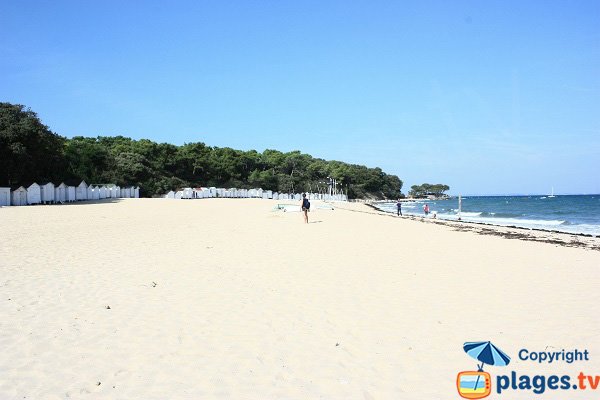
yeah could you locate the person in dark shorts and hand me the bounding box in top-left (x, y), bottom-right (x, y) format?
top-left (301, 193), bottom-right (310, 223)
top-left (396, 199), bottom-right (402, 216)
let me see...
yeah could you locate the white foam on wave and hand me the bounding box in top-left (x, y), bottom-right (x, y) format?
top-left (375, 202), bottom-right (598, 236)
top-left (457, 212), bottom-right (482, 217)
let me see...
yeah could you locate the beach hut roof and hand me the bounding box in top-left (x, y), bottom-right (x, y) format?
top-left (10, 185), bottom-right (26, 191)
top-left (62, 178), bottom-right (82, 186)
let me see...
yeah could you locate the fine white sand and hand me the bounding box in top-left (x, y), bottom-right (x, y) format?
top-left (1, 199), bottom-right (599, 399)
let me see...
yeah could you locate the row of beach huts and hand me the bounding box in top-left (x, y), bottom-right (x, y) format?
top-left (165, 187), bottom-right (347, 202)
top-left (0, 181), bottom-right (139, 207)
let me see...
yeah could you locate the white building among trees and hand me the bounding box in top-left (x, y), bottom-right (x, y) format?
top-left (27, 183), bottom-right (41, 205)
top-left (0, 187), bottom-right (11, 206)
top-left (55, 183), bottom-right (68, 203)
top-left (76, 181), bottom-right (88, 201)
top-left (11, 186), bottom-right (28, 206)
top-left (67, 185), bottom-right (76, 202)
top-left (40, 182), bottom-right (55, 204)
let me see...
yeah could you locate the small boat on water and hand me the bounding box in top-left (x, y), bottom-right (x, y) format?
top-left (548, 187), bottom-right (556, 198)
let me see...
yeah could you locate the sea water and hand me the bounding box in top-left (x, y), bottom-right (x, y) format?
top-left (374, 195), bottom-right (600, 236)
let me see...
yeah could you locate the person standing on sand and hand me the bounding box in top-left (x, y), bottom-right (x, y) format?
top-left (396, 199), bottom-right (402, 216)
top-left (301, 193), bottom-right (310, 224)
top-left (423, 203), bottom-right (430, 216)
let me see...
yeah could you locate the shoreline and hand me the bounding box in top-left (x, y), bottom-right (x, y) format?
top-left (358, 203), bottom-right (600, 251)
top-left (364, 198), bottom-right (599, 239)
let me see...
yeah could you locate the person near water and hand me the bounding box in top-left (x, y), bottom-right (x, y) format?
top-left (423, 203), bottom-right (430, 216)
top-left (396, 199), bottom-right (402, 216)
top-left (301, 193), bottom-right (310, 223)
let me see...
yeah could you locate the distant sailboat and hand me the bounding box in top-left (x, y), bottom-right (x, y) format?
top-left (548, 187), bottom-right (556, 198)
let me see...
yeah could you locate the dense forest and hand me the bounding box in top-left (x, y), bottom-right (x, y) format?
top-left (1, 103), bottom-right (403, 199)
top-left (409, 183), bottom-right (450, 198)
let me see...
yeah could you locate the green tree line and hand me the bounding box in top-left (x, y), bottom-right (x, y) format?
top-left (1, 102), bottom-right (403, 199)
top-left (409, 183), bottom-right (450, 198)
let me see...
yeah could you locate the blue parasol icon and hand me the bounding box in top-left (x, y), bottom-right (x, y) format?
top-left (463, 341), bottom-right (511, 391)
top-left (463, 341), bottom-right (511, 370)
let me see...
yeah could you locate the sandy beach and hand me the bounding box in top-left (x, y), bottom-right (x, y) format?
top-left (1, 198), bottom-right (599, 399)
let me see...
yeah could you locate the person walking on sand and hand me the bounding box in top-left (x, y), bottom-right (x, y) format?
top-left (396, 199), bottom-right (402, 216)
top-left (423, 203), bottom-right (430, 216)
top-left (301, 193), bottom-right (310, 224)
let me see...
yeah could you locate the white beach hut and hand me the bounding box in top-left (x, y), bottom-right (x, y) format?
top-left (113, 186), bottom-right (120, 198)
top-left (91, 186), bottom-right (100, 200)
top-left (40, 182), bottom-right (55, 204)
top-left (98, 186), bottom-right (107, 199)
top-left (0, 187), bottom-right (11, 206)
top-left (166, 190), bottom-right (175, 199)
top-left (134, 187), bottom-right (139, 198)
top-left (272, 192), bottom-right (279, 200)
top-left (27, 183), bottom-right (41, 205)
top-left (67, 185), bottom-right (76, 202)
top-left (175, 191), bottom-right (183, 199)
top-left (11, 186), bottom-right (28, 206)
top-left (55, 183), bottom-right (68, 203)
top-left (182, 188), bottom-right (193, 199)
top-left (87, 186), bottom-right (94, 200)
top-left (76, 181), bottom-right (88, 201)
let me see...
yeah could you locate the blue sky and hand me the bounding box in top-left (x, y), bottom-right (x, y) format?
top-left (1, 1), bottom-right (599, 195)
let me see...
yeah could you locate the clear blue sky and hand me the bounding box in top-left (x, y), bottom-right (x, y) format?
top-left (1, 1), bottom-right (599, 195)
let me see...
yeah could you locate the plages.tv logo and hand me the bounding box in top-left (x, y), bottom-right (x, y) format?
top-left (457, 341), bottom-right (511, 399)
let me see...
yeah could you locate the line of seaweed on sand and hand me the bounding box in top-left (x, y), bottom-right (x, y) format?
top-left (332, 203), bottom-right (600, 252)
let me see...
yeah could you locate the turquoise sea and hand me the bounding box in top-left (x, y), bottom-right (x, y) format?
top-left (374, 195), bottom-right (600, 236)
